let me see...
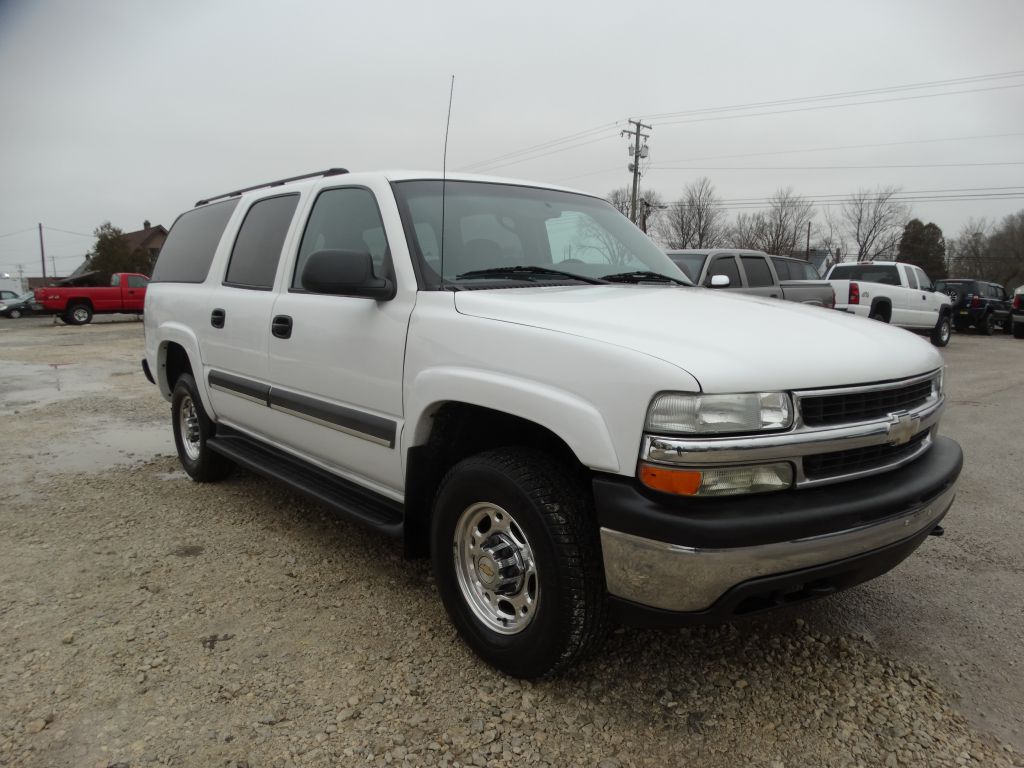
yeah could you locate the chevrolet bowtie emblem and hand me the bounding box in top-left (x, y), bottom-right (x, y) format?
top-left (887, 412), bottom-right (919, 446)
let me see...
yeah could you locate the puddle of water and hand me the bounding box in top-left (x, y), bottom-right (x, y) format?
top-left (0, 361), bottom-right (113, 411)
top-left (33, 424), bottom-right (174, 474)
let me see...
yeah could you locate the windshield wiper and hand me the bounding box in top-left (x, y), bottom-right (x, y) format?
top-left (601, 270), bottom-right (689, 285)
top-left (454, 266), bottom-right (608, 285)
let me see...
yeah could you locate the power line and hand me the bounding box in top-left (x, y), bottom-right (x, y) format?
top-left (644, 69), bottom-right (1024, 121)
top-left (651, 160), bottom-right (1024, 171)
top-left (655, 82), bottom-right (1024, 129)
top-left (0, 227), bottom-right (38, 240)
top-left (43, 226), bottom-right (95, 238)
top-left (461, 132), bottom-right (620, 174)
top-left (458, 121), bottom-right (621, 172)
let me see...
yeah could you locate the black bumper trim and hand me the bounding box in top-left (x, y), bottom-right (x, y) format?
top-left (594, 435), bottom-right (962, 549)
top-left (141, 358), bottom-right (155, 385)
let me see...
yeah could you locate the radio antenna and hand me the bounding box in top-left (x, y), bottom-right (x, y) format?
top-left (440, 75), bottom-right (454, 287)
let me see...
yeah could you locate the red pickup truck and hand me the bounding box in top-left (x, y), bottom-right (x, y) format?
top-left (34, 272), bottom-right (149, 325)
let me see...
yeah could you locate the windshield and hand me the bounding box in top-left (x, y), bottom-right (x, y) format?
top-left (667, 253), bottom-right (707, 282)
top-left (393, 180), bottom-right (691, 287)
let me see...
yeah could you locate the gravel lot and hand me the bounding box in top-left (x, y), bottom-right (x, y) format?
top-left (0, 317), bottom-right (1021, 768)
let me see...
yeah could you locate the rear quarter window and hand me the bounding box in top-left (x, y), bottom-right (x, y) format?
top-left (151, 199), bottom-right (240, 283)
top-left (149, 199), bottom-right (239, 284)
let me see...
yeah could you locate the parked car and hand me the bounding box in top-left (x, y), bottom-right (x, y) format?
top-left (933, 278), bottom-right (1013, 335)
top-left (144, 168), bottom-right (961, 678)
top-left (668, 249), bottom-right (835, 307)
top-left (33, 272), bottom-right (149, 325)
top-left (0, 289), bottom-right (21, 303)
top-left (0, 292), bottom-right (46, 318)
top-left (825, 261), bottom-right (952, 347)
top-left (1012, 285), bottom-right (1024, 339)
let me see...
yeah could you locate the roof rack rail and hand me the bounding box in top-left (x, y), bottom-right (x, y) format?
top-left (194, 167), bottom-right (349, 207)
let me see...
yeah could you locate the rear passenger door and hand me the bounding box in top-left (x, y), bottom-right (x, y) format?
top-left (201, 193), bottom-right (301, 432)
top-left (265, 184), bottom-right (414, 495)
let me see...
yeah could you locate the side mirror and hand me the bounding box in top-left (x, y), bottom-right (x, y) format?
top-left (301, 249), bottom-right (395, 300)
top-left (708, 274), bottom-right (730, 288)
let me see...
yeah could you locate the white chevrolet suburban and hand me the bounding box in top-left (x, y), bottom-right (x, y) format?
top-left (144, 168), bottom-right (963, 678)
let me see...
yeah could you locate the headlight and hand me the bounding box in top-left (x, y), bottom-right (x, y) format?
top-left (933, 368), bottom-right (945, 397)
top-left (645, 392), bottom-right (792, 435)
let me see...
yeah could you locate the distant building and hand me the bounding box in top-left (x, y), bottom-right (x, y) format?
top-left (61, 220), bottom-right (168, 283)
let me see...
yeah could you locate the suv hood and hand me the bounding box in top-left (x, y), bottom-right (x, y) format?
top-left (454, 285), bottom-right (943, 392)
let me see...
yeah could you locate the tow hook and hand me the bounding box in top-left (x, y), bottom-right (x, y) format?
top-left (929, 524), bottom-right (945, 537)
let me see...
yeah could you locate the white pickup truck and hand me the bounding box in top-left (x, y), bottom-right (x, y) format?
top-left (826, 261), bottom-right (953, 346)
top-left (143, 168), bottom-right (962, 677)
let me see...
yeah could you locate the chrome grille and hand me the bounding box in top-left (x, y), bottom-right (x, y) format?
top-left (800, 379), bottom-right (933, 427)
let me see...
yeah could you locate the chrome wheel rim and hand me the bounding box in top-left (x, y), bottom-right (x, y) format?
top-left (179, 395), bottom-right (201, 461)
top-left (940, 320), bottom-right (950, 343)
top-left (453, 502), bottom-right (539, 635)
top-left (72, 307), bottom-right (89, 323)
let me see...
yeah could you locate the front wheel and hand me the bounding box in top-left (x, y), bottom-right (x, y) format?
top-left (171, 373), bottom-right (233, 482)
top-left (9, 309), bottom-right (22, 319)
top-left (430, 448), bottom-right (606, 678)
top-left (931, 314), bottom-right (952, 347)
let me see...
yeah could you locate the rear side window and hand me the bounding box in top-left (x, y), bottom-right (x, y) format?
top-left (127, 275), bottom-right (149, 288)
top-left (741, 255), bottom-right (773, 287)
top-left (151, 199), bottom-right (239, 283)
top-left (293, 187), bottom-right (390, 289)
top-left (770, 258), bottom-right (791, 280)
top-left (225, 194), bottom-right (299, 290)
top-left (828, 264), bottom-right (901, 285)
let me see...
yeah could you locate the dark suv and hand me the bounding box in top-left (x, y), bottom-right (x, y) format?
top-left (934, 279), bottom-right (1012, 335)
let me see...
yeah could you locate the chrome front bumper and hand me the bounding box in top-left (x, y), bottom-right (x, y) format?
top-left (600, 483), bottom-right (956, 613)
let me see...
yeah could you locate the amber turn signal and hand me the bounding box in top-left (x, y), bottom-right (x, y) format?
top-left (639, 464), bottom-right (702, 496)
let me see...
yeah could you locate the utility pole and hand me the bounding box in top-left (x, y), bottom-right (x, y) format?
top-left (806, 220), bottom-right (811, 260)
top-left (621, 119), bottom-right (651, 223)
top-left (17, 265), bottom-right (24, 292)
top-left (38, 223), bottom-right (47, 280)
top-left (50, 256), bottom-right (58, 278)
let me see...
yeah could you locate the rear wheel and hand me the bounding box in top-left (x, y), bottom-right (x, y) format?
top-left (430, 448), bottom-right (606, 678)
top-left (1014, 321), bottom-right (1024, 339)
top-left (65, 303), bottom-right (93, 325)
top-left (1003, 314), bottom-right (1014, 334)
top-left (979, 312), bottom-right (994, 336)
top-left (868, 304), bottom-right (890, 322)
top-left (931, 314), bottom-right (952, 347)
top-left (171, 373), bottom-right (233, 482)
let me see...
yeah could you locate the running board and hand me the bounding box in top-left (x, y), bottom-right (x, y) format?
top-left (207, 426), bottom-right (404, 537)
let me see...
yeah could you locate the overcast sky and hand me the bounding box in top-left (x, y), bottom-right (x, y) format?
top-left (1, 0), bottom-right (1023, 278)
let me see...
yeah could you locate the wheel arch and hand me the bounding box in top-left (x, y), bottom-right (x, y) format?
top-left (402, 381), bottom-right (617, 558)
top-left (154, 324), bottom-right (212, 412)
top-left (869, 296), bottom-right (892, 321)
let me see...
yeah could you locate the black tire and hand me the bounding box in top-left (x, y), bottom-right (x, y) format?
top-left (868, 304), bottom-right (890, 322)
top-left (931, 313), bottom-right (952, 347)
top-left (171, 373), bottom-right (233, 482)
top-left (9, 309), bottom-right (22, 319)
top-left (430, 448), bottom-right (606, 678)
top-left (979, 312), bottom-right (994, 336)
top-left (1014, 321), bottom-right (1024, 339)
top-left (1003, 314), bottom-right (1014, 334)
top-left (65, 303), bottom-right (93, 325)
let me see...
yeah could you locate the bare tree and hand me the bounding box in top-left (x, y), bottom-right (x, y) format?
top-left (728, 212), bottom-right (768, 250)
top-left (950, 213), bottom-right (1024, 287)
top-left (758, 187), bottom-right (814, 255)
top-left (813, 206), bottom-right (847, 267)
top-left (662, 177), bottom-right (727, 249)
top-left (839, 186), bottom-right (909, 260)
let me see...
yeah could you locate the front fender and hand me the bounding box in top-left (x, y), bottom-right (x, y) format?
top-left (406, 366), bottom-right (620, 473)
